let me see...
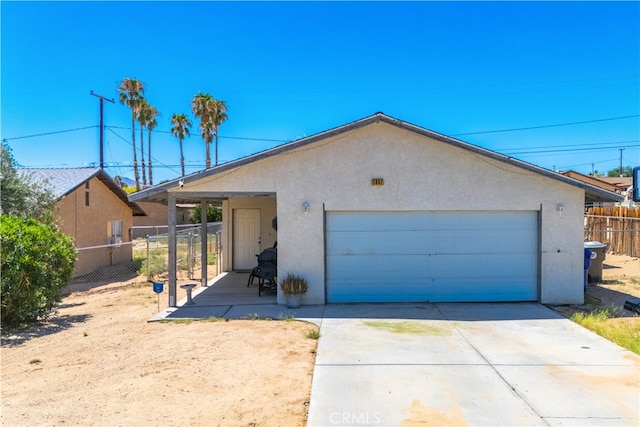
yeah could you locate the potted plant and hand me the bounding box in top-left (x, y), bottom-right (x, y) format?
top-left (279, 273), bottom-right (308, 308)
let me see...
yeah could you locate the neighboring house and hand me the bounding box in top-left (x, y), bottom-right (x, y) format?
top-left (559, 170), bottom-right (632, 204)
top-left (132, 201), bottom-right (194, 236)
top-left (131, 113), bottom-right (622, 306)
top-left (23, 168), bottom-right (146, 277)
top-left (599, 176), bottom-right (633, 203)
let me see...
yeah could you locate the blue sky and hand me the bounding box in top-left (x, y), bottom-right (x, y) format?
top-left (2, 1), bottom-right (639, 183)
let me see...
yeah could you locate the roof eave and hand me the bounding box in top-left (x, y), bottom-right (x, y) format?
top-left (94, 170), bottom-right (147, 216)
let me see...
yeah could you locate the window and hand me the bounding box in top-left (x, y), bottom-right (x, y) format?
top-left (85, 181), bottom-right (90, 189)
top-left (85, 191), bottom-right (90, 206)
top-left (108, 220), bottom-right (123, 245)
top-left (110, 220), bottom-right (122, 238)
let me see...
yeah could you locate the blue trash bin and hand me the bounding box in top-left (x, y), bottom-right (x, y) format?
top-left (584, 248), bottom-right (593, 292)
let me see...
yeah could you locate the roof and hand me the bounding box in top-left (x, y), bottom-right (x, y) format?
top-left (21, 167), bottom-right (146, 216)
top-left (559, 170), bottom-right (621, 193)
top-left (599, 176), bottom-right (632, 189)
top-left (129, 112), bottom-right (623, 205)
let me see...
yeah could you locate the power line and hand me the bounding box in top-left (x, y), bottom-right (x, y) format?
top-left (4, 114), bottom-right (639, 143)
top-left (557, 158), bottom-right (619, 170)
top-left (504, 144), bottom-right (640, 156)
top-left (2, 126), bottom-right (98, 141)
top-left (451, 115), bottom-right (640, 136)
top-left (105, 127), bottom-right (182, 176)
top-left (104, 126), bottom-right (289, 143)
top-left (496, 139), bottom-right (640, 152)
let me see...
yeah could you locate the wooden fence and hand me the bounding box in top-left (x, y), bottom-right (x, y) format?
top-left (585, 207), bottom-right (640, 257)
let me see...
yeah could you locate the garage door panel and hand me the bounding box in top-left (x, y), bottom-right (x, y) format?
top-left (326, 254), bottom-right (433, 281)
top-left (328, 229), bottom-right (536, 256)
top-left (326, 211), bottom-right (538, 303)
top-left (327, 254), bottom-right (536, 281)
top-left (429, 279), bottom-right (537, 302)
top-left (430, 230), bottom-right (536, 254)
top-left (327, 211), bottom-right (536, 232)
top-left (327, 280), bottom-right (432, 303)
top-left (427, 253), bottom-right (537, 279)
top-left (327, 279), bottom-right (536, 303)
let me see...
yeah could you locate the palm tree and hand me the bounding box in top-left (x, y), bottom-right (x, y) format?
top-left (137, 99), bottom-right (150, 186)
top-left (191, 92), bottom-right (215, 169)
top-left (117, 78), bottom-right (145, 190)
top-left (170, 113), bottom-right (192, 177)
top-left (145, 105), bottom-right (159, 185)
top-left (211, 99), bottom-right (228, 166)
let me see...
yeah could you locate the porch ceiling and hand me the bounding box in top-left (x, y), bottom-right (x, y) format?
top-left (140, 190), bottom-right (276, 205)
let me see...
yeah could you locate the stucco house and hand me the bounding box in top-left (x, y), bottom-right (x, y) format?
top-left (132, 201), bottom-right (194, 238)
top-left (559, 170), bottom-right (632, 205)
top-left (130, 113), bottom-right (621, 306)
top-left (24, 168), bottom-right (146, 277)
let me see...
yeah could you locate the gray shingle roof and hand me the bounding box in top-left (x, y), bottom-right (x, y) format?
top-left (20, 167), bottom-right (101, 199)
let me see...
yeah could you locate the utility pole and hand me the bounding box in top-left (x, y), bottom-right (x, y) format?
top-left (620, 148), bottom-right (625, 178)
top-left (90, 91), bottom-right (115, 169)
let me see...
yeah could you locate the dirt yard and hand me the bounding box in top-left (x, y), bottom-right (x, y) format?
top-left (551, 253), bottom-right (640, 325)
top-left (1, 279), bottom-right (319, 427)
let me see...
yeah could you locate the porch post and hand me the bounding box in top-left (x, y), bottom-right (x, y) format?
top-left (201, 199), bottom-right (208, 287)
top-left (168, 193), bottom-right (177, 307)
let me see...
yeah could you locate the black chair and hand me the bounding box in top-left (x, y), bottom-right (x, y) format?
top-left (247, 248), bottom-right (278, 296)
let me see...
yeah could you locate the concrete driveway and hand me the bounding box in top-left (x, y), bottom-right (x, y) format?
top-left (307, 303), bottom-right (639, 427)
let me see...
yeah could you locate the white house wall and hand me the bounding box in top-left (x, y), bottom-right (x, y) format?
top-left (181, 121), bottom-right (585, 305)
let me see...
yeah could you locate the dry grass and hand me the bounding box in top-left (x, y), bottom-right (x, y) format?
top-left (551, 253), bottom-right (640, 355)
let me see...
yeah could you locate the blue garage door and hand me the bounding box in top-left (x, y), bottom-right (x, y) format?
top-left (326, 211), bottom-right (539, 303)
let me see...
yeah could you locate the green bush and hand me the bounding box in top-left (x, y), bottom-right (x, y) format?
top-left (1, 215), bottom-right (76, 328)
top-left (133, 248), bottom-right (167, 277)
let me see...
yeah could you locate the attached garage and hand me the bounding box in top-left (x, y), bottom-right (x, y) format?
top-left (326, 211), bottom-right (539, 303)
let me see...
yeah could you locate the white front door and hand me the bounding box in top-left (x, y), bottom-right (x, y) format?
top-left (233, 209), bottom-right (261, 270)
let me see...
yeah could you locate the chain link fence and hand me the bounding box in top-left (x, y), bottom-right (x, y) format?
top-left (131, 223), bottom-right (211, 240)
top-left (64, 223), bottom-right (222, 295)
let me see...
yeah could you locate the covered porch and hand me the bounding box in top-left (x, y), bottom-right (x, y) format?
top-left (139, 187), bottom-right (279, 308)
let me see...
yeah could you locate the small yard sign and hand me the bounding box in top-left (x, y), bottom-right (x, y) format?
top-left (153, 282), bottom-right (164, 312)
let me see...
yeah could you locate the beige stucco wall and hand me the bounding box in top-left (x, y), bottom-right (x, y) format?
top-left (56, 176), bottom-right (133, 277)
top-left (177, 121), bottom-right (585, 305)
top-left (133, 201), bottom-right (192, 228)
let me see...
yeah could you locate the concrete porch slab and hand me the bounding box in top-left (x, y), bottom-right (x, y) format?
top-left (147, 272), bottom-right (323, 323)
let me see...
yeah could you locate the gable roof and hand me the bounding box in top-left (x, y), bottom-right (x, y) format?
top-left (559, 170), bottom-right (621, 193)
top-left (599, 176), bottom-right (632, 190)
top-left (21, 167), bottom-right (146, 216)
top-left (129, 112), bottom-right (623, 204)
